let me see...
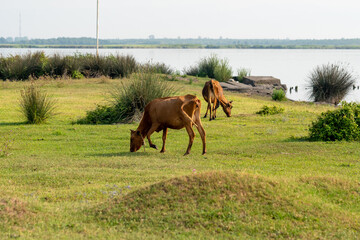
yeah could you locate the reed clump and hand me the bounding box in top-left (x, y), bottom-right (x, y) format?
top-left (0, 52), bottom-right (138, 80)
top-left (307, 63), bottom-right (356, 105)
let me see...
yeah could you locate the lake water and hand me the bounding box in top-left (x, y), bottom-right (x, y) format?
top-left (1, 48), bottom-right (360, 102)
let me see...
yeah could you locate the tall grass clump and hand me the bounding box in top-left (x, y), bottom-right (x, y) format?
top-left (214, 59), bottom-right (232, 82)
top-left (77, 54), bottom-right (106, 78)
top-left (184, 54), bottom-right (220, 79)
top-left (140, 61), bottom-right (173, 74)
top-left (237, 68), bottom-right (251, 82)
top-left (272, 89), bottom-right (286, 101)
top-left (309, 102), bottom-right (360, 141)
top-left (78, 70), bottom-right (177, 124)
top-left (0, 52), bottom-right (47, 80)
top-left (307, 63), bottom-right (356, 105)
top-left (105, 54), bottom-right (138, 78)
top-left (0, 52), bottom-right (139, 80)
top-left (19, 84), bottom-right (57, 124)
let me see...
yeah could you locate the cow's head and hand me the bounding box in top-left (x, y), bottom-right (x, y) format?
top-left (130, 130), bottom-right (144, 152)
top-left (223, 100), bottom-right (233, 117)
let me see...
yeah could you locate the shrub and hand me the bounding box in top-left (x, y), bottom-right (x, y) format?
top-left (79, 70), bottom-right (177, 124)
top-left (309, 102), bottom-right (360, 141)
top-left (77, 105), bottom-right (117, 125)
top-left (307, 63), bottom-right (355, 105)
top-left (237, 68), bottom-right (251, 82)
top-left (256, 105), bottom-right (284, 116)
top-left (71, 70), bottom-right (84, 79)
top-left (272, 89), bottom-right (286, 101)
top-left (19, 84), bottom-right (57, 124)
top-left (214, 59), bottom-right (232, 82)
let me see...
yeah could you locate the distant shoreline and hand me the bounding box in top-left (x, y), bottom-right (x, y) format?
top-left (2, 44), bottom-right (360, 49)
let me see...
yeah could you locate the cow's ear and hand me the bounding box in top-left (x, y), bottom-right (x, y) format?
top-left (130, 129), bottom-right (135, 133)
top-left (230, 100), bottom-right (233, 104)
top-left (136, 130), bottom-right (141, 136)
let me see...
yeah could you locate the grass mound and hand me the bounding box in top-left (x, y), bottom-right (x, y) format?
top-left (94, 171), bottom-right (360, 239)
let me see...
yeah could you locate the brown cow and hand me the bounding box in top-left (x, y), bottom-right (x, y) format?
top-left (130, 94), bottom-right (206, 155)
top-left (202, 79), bottom-right (233, 121)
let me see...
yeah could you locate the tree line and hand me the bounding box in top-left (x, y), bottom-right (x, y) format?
top-left (1, 37), bottom-right (360, 48)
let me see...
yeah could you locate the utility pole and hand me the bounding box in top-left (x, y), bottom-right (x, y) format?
top-left (96, 0), bottom-right (99, 57)
top-left (19, 12), bottom-right (22, 38)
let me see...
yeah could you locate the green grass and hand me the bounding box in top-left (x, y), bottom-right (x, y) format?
top-left (0, 77), bottom-right (359, 239)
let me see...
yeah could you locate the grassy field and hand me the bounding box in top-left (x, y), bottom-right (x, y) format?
top-left (0, 77), bottom-right (359, 239)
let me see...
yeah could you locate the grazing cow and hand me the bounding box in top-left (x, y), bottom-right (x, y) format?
top-left (130, 94), bottom-right (206, 155)
top-left (202, 79), bottom-right (233, 121)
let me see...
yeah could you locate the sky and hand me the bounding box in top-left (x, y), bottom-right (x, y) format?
top-left (1, 0), bottom-right (360, 39)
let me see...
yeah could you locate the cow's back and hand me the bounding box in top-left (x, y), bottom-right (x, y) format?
top-left (144, 95), bottom-right (198, 130)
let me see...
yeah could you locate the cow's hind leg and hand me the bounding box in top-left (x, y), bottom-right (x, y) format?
top-left (204, 102), bottom-right (210, 118)
top-left (194, 109), bottom-right (206, 155)
top-left (160, 128), bottom-right (168, 153)
top-left (146, 124), bottom-right (160, 150)
top-left (184, 124), bottom-right (195, 156)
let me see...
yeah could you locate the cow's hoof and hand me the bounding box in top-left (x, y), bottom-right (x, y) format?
top-left (183, 152), bottom-right (190, 156)
top-left (150, 144), bottom-right (158, 150)
top-left (202, 151), bottom-right (206, 155)
top-left (160, 150), bottom-right (165, 153)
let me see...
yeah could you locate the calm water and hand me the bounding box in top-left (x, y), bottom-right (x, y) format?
top-left (1, 48), bottom-right (360, 102)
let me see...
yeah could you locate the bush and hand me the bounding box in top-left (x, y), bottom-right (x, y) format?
top-left (19, 84), bottom-right (57, 124)
top-left (256, 105), bottom-right (284, 116)
top-left (307, 63), bottom-right (355, 105)
top-left (214, 59), bottom-right (232, 82)
top-left (78, 70), bottom-right (177, 124)
top-left (309, 102), bottom-right (360, 141)
top-left (71, 70), bottom-right (84, 79)
top-left (272, 89), bottom-right (287, 101)
top-left (77, 105), bottom-right (117, 125)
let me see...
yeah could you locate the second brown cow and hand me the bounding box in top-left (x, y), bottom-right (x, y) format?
top-left (202, 79), bottom-right (233, 121)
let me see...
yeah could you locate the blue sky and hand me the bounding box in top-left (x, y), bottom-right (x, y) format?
top-left (1, 0), bottom-right (360, 39)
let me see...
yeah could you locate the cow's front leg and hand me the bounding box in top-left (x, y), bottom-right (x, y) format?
top-left (146, 124), bottom-right (159, 150)
top-left (160, 128), bottom-right (168, 153)
top-left (211, 98), bottom-right (217, 120)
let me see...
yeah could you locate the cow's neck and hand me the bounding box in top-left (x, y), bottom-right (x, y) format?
top-left (136, 118), bottom-right (149, 138)
top-left (218, 97), bottom-right (229, 107)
